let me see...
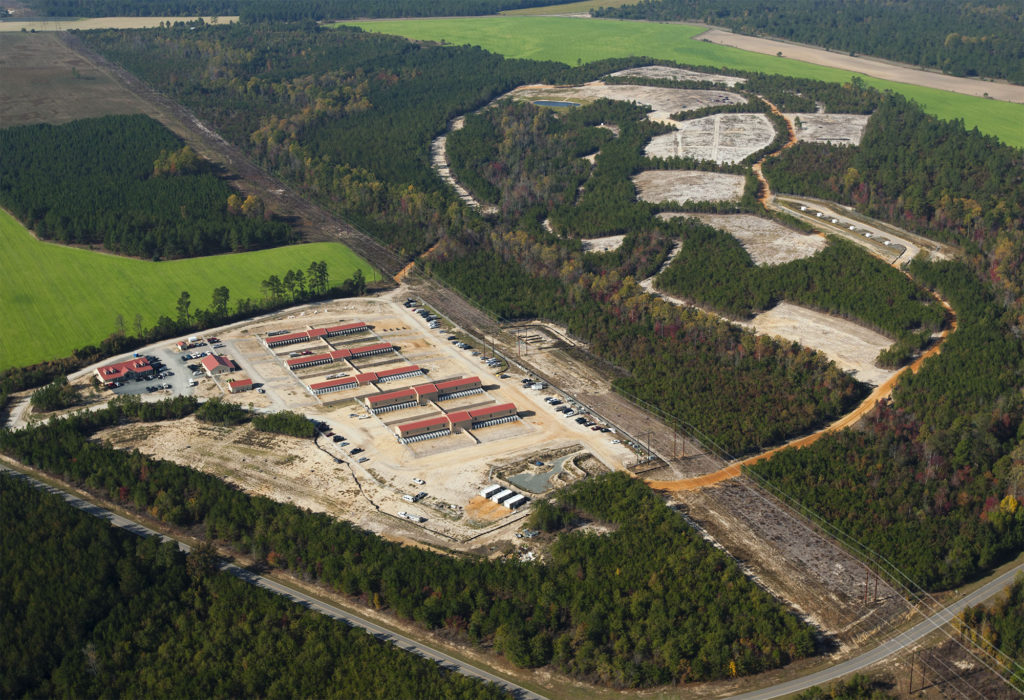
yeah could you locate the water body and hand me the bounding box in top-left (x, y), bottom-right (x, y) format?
top-left (507, 454), bottom-right (575, 494)
top-left (533, 100), bottom-right (579, 108)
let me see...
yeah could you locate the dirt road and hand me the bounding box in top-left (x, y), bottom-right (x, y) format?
top-left (697, 28), bottom-right (1024, 104)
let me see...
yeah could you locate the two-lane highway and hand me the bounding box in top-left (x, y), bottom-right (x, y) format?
top-left (0, 464), bottom-right (547, 700)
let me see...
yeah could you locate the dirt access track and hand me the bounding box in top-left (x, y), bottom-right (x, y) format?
top-left (696, 28), bottom-right (1024, 104)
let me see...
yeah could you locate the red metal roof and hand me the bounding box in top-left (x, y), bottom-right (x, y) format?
top-left (267, 331), bottom-right (307, 344)
top-left (366, 387), bottom-right (416, 405)
top-left (287, 352), bottom-right (332, 367)
top-left (308, 377), bottom-right (357, 391)
top-left (325, 322), bottom-right (367, 333)
top-left (201, 354), bottom-right (237, 372)
top-left (307, 328), bottom-right (327, 339)
top-left (445, 410), bottom-right (472, 424)
top-left (354, 372), bottom-right (378, 384)
top-left (398, 415), bottom-right (449, 433)
top-left (228, 379), bottom-right (253, 388)
top-left (351, 341), bottom-right (392, 355)
top-left (413, 383), bottom-right (437, 396)
top-left (435, 376), bottom-right (480, 392)
top-left (329, 348), bottom-right (351, 360)
top-left (469, 402), bottom-right (516, 419)
top-left (96, 357), bottom-right (154, 381)
top-left (374, 365), bottom-right (420, 379)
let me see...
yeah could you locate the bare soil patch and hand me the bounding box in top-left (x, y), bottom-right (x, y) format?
top-left (665, 213), bottom-right (827, 265)
top-left (0, 16), bottom-right (236, 32)
top-left (509, 82), bottom-right (745, 122)
top-left (609, 64), bottom-right (746, 87)
top-left (696, 28), bottom-right (1024, 104)
top-left (740, 302), bottom-right (896, 386)
top-left (581, 235), bottom-right (625, 252)
top-left (645, 113), bottom-right (775, 163)
top-left (0, 32), bottom-right (147, 127)
top-left (788, 113), bottom-right (870, 145)
top-left (633, 169), bottom-right (745, 204)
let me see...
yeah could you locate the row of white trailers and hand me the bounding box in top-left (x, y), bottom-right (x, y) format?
top-left (480, 484), bottom-right (528, 510)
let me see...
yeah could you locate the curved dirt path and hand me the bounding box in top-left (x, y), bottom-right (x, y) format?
top-left (648, 296), bottom-right (955, 491)
top-left (648, 109), bottom-right (956, 491)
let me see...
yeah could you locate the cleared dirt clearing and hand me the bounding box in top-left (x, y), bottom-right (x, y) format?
top-left (677, 213), bottom-right (827, 265)
top-left (509, 82), bottom-right (745, 121)
top-left (788, 113), bottom-right (870, 145)
top-left (634, 170), bottom-right (745, 204)
top-left (739, 302), bottom-right (896, 386)
top-left (0, 16), bottom-right (237, 32)
top-left (608, 64), bottom-right (746, 87)
top-left (0, 32), bottom-right (148, 126)
top-left (645, 112), bottom-right (775, 163)
top-left (581, 235), bottom-right (625, 252)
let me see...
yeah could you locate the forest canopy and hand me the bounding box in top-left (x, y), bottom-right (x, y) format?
top-left (0, 114), bottom-right (295, 260)
top-left (595, 0), bottom-right (1024, 84)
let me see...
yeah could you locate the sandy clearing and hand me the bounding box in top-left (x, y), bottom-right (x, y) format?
top-left (581, 235), bottom-right (625, 252)
top-left (661, 213), bottom-right (827, 265)
top-left (644, 112), bottom-right (775, 163)
top-left (787, 113), bottom-right (870, 145)
top-left (430, 117), bottom-right (499, 216)
top-left (697, 28), bottom-right (1024, 104)
top-left (508, 82), bottom-right (745, 122)
top-left (608, 64), bottom-right (746, 87)
top-left (0, 16), bottom-right (237, 31)
top-left (633, 169), bottom-right (745, 204)
top-left (739, 302), bottom-right (896, 386)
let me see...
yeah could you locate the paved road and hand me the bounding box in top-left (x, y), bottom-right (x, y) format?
top-left (0, 465), bottom-right (546, 700)
top-left (731, 562), bottom-right (1024, 699)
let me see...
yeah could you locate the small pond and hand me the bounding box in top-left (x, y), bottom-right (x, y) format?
top-left (507, 453), bottom-right (576, 494)
top-left (533, 100), bottom-right (580, 108)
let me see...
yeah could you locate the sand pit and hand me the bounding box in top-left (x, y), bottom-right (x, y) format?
top-left (661, 213), bottom-right (827, 265)
top-left (645, 113), bottom-right (775, 163)
top-left (788, 113), bottom-right (870, 145)
top-left (740, 302), bottom-right (896, 385)
top-left (633, 170), bottom-right (745, 205)
top-left (609, 65), bottom-right (746, 87)
top-left (510, 82), bottom-right (745, 122)
top-left (582, 235), bottom-right (626, 252)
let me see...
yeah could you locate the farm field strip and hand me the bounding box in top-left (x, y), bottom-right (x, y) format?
top-left (0, 209), bottom-right (374, 371)
top-left (344, 16), bottom-right (1024, 147)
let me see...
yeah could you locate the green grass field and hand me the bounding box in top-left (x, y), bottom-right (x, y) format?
top-left (344, 16), bottom-right (1024, 148)
top-left (501, 0), bottom-right (640, 15)
top-left (0, 209), bottom-right (375, 371)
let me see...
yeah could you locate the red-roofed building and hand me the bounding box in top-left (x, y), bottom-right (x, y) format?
top-left (95, 357), bottom-right (155, 385)
top-left (325, 322), bottom-right (367, 336)
top-left (395, 415), bottom-right (451, 441)
top-left (469, 403), bottom-right (517, 423)
top-left (413, 383), bottom-right (439, 404)
top-left (308, 376), bottom-right (359, 396)
top-left (348, 342), bottom-right (394, 359)
top-left (435, 376), bottom-right (483, 400)
top-left (365, 387), bottom-right (418, 413)
top-left (228, 378), bottom-right (253, 393)
top-left (264, 331), bottom-right (309, 348)
top-left (201, 354), bottom-right (238, 376)
top-left (445, 410), bottom-right (473, 433)
top-left (372, 365), bottom-right (422, 383)
top-left (287, 352), bottom-right (333, 370)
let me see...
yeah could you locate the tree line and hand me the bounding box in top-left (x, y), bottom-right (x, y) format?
top-left (0, 114), bottom-right (295, 260)
top-left (0, 408), bottom-right (817, 687)
top-left (763, 93), bottom-right (1024, 316)
top-left (0, 471), bottom-right (510, 699)
top-left (595, 0), bottom-right (1024, 84)
top-left (30, 0), bottom-right (585, 20)
top-left (747, 260), bottom-right (1024, 590)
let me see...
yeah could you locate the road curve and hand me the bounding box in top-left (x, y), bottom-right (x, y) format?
top-left (0, 464), bottom-right (547, 700)
top-left (729, 561), bottom-right (1024, 699)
